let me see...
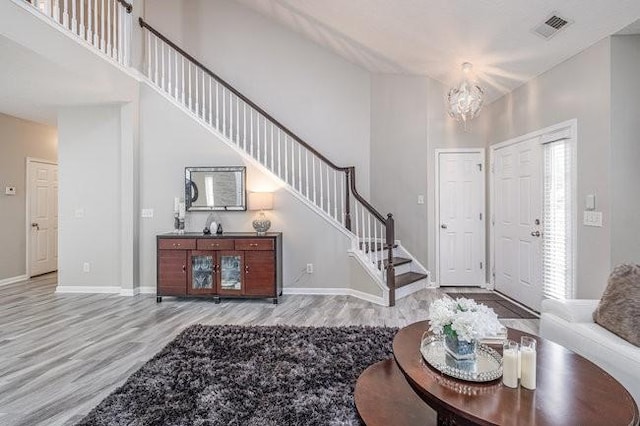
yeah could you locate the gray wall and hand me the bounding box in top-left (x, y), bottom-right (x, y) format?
top-left (138, 85), bottom-right (354, 292)
top-left (370, 74), bottom-right (485, 277)
top-left (610, 35), bottom-right (640, 267)
top-left (57, 106), bottom-right (122, 288)
top-left (0, 113), bottom-right (57, 281)
top-left (145, 0), bottom-right (372, 197)
top-left (481, 38), bottom-right (612, 299)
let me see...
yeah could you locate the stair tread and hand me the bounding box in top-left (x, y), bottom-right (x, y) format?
top-left (378, 257), bottom-right (412, 268)
top-left (395, 272), bottom-right (428, 289)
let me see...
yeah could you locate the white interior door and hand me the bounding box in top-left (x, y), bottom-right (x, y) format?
top-left (493, 138), bottom-right (543, 311)
top-left (438, 151), bottom-right (485, 286)
top-left (29, 160), bottom-right (58, 277)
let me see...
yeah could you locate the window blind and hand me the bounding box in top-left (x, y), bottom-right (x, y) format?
top-left (542, 139), bottom-right (574, 300)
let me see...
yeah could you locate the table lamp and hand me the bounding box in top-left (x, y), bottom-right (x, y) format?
top-left (248, 192), bottom-right (274, 235)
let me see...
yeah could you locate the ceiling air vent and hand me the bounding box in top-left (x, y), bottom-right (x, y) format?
top-left (532, 12), bottom-right (573, 40)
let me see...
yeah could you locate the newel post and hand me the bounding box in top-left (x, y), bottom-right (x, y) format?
top-left (344, 169), bottom-right (352, 231)
top-left (386, 213), bottom-right (395, 307)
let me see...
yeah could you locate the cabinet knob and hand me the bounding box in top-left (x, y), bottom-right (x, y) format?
top-left (249, 243), bottom-right (258, 247)
top-left (245, 265), bottom-right (249, 274)
top-left (182, 264), bottom-right (186, 272)
top-left (173, 243), bottom-right (181, 247)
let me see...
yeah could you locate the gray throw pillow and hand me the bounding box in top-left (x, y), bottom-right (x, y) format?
top-left (593, 264), bottom-right (640, 347)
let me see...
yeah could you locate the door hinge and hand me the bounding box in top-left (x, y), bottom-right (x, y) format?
top-left (479, 212), bottom-right (483, 220)
top-left (491, 163), bottom-right (495, 173)
top-left (480, 262), bottom-right (484, 270)
top-left (478, 163), bottom-right (482, 172)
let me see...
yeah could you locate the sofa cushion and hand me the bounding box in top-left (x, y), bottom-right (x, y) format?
top-left (593, 264), bottom-right (640, 347)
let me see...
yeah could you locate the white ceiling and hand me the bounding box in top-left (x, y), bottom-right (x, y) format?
top-left (235, 0), bottom-right (640, 102)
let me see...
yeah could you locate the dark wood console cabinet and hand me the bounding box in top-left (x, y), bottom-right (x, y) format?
top-left (156, 233), bottom-right (282, 304)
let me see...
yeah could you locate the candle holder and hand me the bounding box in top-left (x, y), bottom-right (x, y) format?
top-left (173, 213), bottom-right (181, 233)
top-left (502, 340), bottom-right (519, 388)
top-left (177, 217), bottom-right (185, 234)
top-left (520, 336), bottom-right (537, 390)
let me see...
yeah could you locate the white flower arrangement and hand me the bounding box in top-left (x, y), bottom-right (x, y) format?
top-left (427, 297), bottom-right (503, 342)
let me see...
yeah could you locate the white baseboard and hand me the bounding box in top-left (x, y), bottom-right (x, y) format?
top-left (56, 285), bottom-right (122, 294)
top-left (120, 288), bottom-right (138, 296)
top-left (396, 279), bottom-right (429, 300)
top-left (56, 285), bottom-right (156, 296)
top-left (0, 274), bottom-right (28, 286)
top-left (282, 287), bottom-right (385, 306)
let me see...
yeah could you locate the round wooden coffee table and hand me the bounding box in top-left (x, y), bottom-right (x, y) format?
top-left (392, 321), bottom-right (639, 426)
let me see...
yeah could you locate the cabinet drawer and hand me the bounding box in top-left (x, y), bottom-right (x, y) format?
top-left (158, 239), bottom-right (196, 250)
top-left (197, 239), bottom-right (234, 250)
top-left (235, 239), bottom-right (274, 251)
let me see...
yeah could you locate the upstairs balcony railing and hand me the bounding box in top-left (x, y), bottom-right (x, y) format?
top-left (25, 0), bottom-right (133, 66)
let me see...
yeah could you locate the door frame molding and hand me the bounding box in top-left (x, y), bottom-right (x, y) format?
top-left (25, 157), bottom-right (58, 278)
top-left (488, 119), bottom-right (577, 293)
top-left (434, 148), bottom-right (486, 287)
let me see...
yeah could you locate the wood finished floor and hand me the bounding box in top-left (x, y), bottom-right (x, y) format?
top-left (0, 274), bottom-right (538, 426)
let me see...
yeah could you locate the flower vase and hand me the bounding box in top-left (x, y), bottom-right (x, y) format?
top-left (444, 335), bottom-right (477, 361)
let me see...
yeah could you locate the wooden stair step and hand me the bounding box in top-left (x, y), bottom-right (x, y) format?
top-left (395, 272), bottom-right (428, 289)
top-left (378, 257), bottom-right (412, 269)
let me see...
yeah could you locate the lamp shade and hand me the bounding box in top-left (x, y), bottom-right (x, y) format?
top-left (248, 192), bottom-right (274, 211)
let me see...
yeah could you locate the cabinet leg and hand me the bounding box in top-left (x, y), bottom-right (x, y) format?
top-left (156, 296), bottom-right (162, 303)
top-left (272, 297), bottom-right (278, 305)
top-left (214, 297), bottom-right (221, 304)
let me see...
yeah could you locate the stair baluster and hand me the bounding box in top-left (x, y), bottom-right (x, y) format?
top-left (138, 18), bottom-right (398, 305)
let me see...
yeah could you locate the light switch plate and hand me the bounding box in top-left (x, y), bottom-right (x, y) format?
top-left (74, 208), bottom-right (85, 218)
top-left (417, 195), bottom-right (425, 205)
top-left (5, 186), bottom-right (16, 195)
top-left (583, 211), bottom-right (603, 227)
top-left (141, 208), bottom-right (154, 218)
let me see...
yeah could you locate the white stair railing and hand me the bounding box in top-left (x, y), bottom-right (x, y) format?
top-left (138, 18), bottom-right (398, 303)
top-left (25, 0), bottom-right (132, 66)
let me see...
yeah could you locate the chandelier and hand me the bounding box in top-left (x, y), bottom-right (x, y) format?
top-left (447, 62), bottom-right (484, 126)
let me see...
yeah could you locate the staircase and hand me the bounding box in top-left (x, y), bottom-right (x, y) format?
top-left (18, 0), bottom-right (429, 306)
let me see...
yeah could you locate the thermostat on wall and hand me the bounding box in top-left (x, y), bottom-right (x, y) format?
top-left (5, 186), bottom-right (16, 195)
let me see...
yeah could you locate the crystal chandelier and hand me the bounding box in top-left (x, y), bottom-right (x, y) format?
top-left (447, 62), bottom-right (484, 126)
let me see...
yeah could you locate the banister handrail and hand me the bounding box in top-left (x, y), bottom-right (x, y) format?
top-left (139, 18), bottom-right (396, 302)
top-left (139, 17), bottom-right (349, 173)
top-left (347, 166), bottom-right (386, 223)
top-left (116, 0), bottom-right (133, 13)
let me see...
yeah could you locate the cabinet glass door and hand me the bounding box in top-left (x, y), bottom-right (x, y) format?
top-left (218, 251), bottom-right (243, 293)
top-left (190, 252), bottom-right (214, 293)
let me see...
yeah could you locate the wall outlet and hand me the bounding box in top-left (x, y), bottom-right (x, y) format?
top-left (583, 211), bottom-right (603, 227)
top-left (141, 208), bottom-right (154, 218)
top-left (83, 262), bottom-right (91, 273)
top-left (306, 263), bottom-right (313, 274)
top-left (417, 195), bottom-right (425, 205)
top-left (5, 186), bottom-right (16, 195)
top-left (75, 208), bottom-right (85, 218)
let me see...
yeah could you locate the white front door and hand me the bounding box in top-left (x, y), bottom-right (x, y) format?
top-left (28, 160), bottom-right (58, 277)
top-left (437, 151), bottom-right (485, 286)
top-left (493, 138), bottom-right (543, 311)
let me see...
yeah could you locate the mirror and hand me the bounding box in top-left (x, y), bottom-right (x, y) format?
top-left (185, 166), bottom-right (246, 211)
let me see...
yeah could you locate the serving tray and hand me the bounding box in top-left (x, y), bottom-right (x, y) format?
top-left (420, 334), bottom-right (503, 382)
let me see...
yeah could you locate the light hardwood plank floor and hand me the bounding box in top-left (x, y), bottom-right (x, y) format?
top-left (0, 273), bottom-right (538, 426)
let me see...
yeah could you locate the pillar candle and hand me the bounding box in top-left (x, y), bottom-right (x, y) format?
top-left (521, 347), bottom-right (537, 389)
top-left (503, 340), bottom-right (519, 388)
top-left (174, 197), bottom-right (180, 214)
top-left (178, 202), bottom-right (186, 219)
top-left (518, 349), bottom-right (521, 379)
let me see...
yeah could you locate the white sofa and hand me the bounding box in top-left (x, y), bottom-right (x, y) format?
top-left (540, 299), bottom-right (640, 405)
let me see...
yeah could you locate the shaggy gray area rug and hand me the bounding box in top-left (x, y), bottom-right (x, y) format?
top-left (77, 324), bottom-right (397, 426)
